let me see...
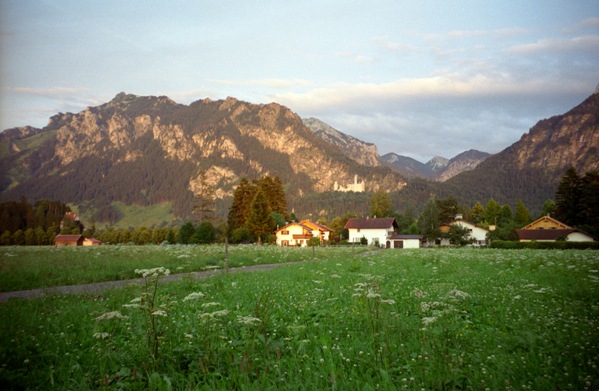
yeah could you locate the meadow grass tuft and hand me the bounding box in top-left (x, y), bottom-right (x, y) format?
top-left (0, 247), bottom-right (597, 389)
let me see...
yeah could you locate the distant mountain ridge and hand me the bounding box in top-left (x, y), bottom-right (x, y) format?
top-left (0, 93), bottom-right (406, 221)
top-left (380, 150), bottom-right (491, 181)
top-left (302, 118), bottom-right (381, 167)
top-left (0, 89), bottom-right (596, 224)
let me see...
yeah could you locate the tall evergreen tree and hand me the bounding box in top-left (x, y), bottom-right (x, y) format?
top-left (246, 189), bottom-right (274, 243)
top-left (369, 190), bottom-right (394, 218)
top-left (227, 178), bottom-right (257, 231)
top-left (555, 167), bottom-right (581, 226)
top-left (436, 196), bottom-right (460, 224)
top-left (418, 198), bottom-right (441, 242)
top-left (514, 200), bottom-right (531, 227)
top-left (484, 198), bottom-right (502, 226)
top-left (578, 171), bottom-right (599, 236)
top-left (470, 202), bottom-right (485, 224)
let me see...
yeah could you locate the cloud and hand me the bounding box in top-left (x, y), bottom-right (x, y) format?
top-left (10, 86), bottom-right (91, 100)
top-left (372, 36), bottom-right (419, 53)
top-left (209, 78), bottom-right (314, 89)
top-left (509, 35), bottom-right (599, 55)
top-left (335, 52), bottom-right (375, 64)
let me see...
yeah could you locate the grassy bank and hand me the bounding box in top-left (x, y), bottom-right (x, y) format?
top-left (0, 244), bottom-right (366, 292)
top-left (0, 248), bottom-right (598, 389)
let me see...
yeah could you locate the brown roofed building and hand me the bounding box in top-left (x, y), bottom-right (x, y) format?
top-left (344, 217), bottom-right (398, 246)
top-left (516, 215), bottom-right (595, 242)
top-left (54, 235), bottom-right (84, 246)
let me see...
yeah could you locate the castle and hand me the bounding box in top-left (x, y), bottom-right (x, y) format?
top-left (333, 175), bottom-right (365, 192)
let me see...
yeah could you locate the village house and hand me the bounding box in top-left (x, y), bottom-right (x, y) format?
top-left (516, 215), bottom-right (595, 242)
top-left (299, 220), bottom-right (333, 243)
top-left (440, 214), bottom-right (489, 246)
top-left (54, 234), bottom-right (84, 246)
top-left (274, 221), bottom-right (314, 247)
top-left (54, 235), bottom-right (102, 246)
top-left (344, 217), bottom-right (398, 246)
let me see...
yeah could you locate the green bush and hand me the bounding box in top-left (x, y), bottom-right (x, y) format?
top-left (490, 240), bottom-right (598, 250)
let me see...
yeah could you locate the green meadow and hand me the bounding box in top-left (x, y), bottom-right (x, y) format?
top-left (0, 246), bottom-right (598, 390)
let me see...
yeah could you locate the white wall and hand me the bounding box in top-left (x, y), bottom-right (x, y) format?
top-left (348, 228), bottom-right (390, 245)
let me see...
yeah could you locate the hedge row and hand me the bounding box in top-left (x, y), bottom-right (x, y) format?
top-left (490, 240), bottom-right (599, 250)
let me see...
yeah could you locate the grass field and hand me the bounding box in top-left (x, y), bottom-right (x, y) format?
top-left (0, 247), bottom-right (598, 390)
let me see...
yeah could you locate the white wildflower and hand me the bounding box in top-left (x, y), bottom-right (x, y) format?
top-left (380, 299), bottom-right (396, 305)
top-left (330, 274), bottom-right (341, 279)
top-left (366, 290), bottom-right (381, 299)
top-left (422, 316), bottom-right (437, 325)
top-left (93, 332), bottom-right (110, 339)
top-left (151, 310), bottom-right (168, 317)
top-left (95, 311), bottom-right (128, 321)
top-left (183, 292), bottom-right (205, 301)
top-left (237, 316), bottom-right (261, 326)
top-left (201, 302), bottom-right (221, 307)
top-left (412, 288), bottom-right (428, 298)
top-left (448, 289), bottom-right (470, 299)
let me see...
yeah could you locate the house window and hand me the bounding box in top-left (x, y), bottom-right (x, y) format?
top-left (281, 240), bottom-right (289, 246)
top-left (281, 230), bottom-right (289, 235)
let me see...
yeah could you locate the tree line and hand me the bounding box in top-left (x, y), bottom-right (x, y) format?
top-left (0, 168), bottom-right (596, 246)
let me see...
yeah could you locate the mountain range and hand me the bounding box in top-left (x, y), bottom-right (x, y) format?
top-left (1, 89), bottom-right (597, 226)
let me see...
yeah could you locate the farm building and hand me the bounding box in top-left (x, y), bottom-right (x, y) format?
top-left (54, 235), bottom-right (102, 246)
top-left (386, 234), bottom-right (423, 249)
top-left (54, 235), bottom-right (84, 246)
top-left (516, 215), bottom-right (595, 242)
top-left (344, 217), bottom-right (398, 246)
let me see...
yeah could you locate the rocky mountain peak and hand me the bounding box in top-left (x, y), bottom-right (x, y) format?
top-left (303, 117), bottom-right (381, 167)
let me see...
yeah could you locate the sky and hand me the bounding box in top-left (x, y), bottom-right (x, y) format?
top-left (1, 1), bottom-right (598, 162)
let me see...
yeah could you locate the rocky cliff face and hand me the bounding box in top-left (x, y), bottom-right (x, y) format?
top-left (436, 150), bottom-right (491, 182)
top-left (0, 93), bottom-right (406, 218)
top-left (509, 92), bottom-right (599, 173)
top-left (443, 91), bottom-right (599, 211)
top-left (303, 117), bottom-right (381, 167)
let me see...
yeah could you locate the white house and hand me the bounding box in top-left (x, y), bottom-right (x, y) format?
top-left (440, 215), bottom-right (489, 245)
top-left (300, 220), bottom-right (333, 243)
top-left (344, 217), bottom-right (398, 246)
top-left (274, 222), bottom-right (313, 247)
top-left (386, 234), bottom-right (423, 249)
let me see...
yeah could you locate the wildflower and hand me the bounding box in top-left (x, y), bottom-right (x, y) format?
top-left (330, 274), bottom-right (341, 279)
top-left (380, 299), bottom-right (396, 305)
top-left (95, 311), bottom-right (128, 321)
top-left (448, 289), bottom-right (470, 299)
top-left (412, 288), bottom-right (428, 298)
top-left (201, 302), bottom-right (221, 307)
top-left (152, 310), bottom-right (168, 317)
top-left (93, 332), bottom-right (110, 339)
top-left (366, 289), bottom-right (381, 299)
top-left (237, 316), bottom-right (261, 326)
top-left (422, 316), bottom-right (437, 325)
top-left (183, 292), bottom-right (204, 301)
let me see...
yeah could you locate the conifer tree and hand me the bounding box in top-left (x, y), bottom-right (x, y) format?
top-left (369, 190), bottom-right (394, 218)
top-left (246, 189), bottom-right (274, 243)
top-left (514, 200), bottom-right (531, 227)
top-left (555, 167), bottom-right (583, 226)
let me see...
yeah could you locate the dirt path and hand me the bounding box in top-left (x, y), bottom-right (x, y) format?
top-left (0, 262), bottom-right (293, 303)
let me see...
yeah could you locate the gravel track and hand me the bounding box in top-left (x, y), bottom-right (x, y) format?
top-left (0, 262), bottom-right (293, 303)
